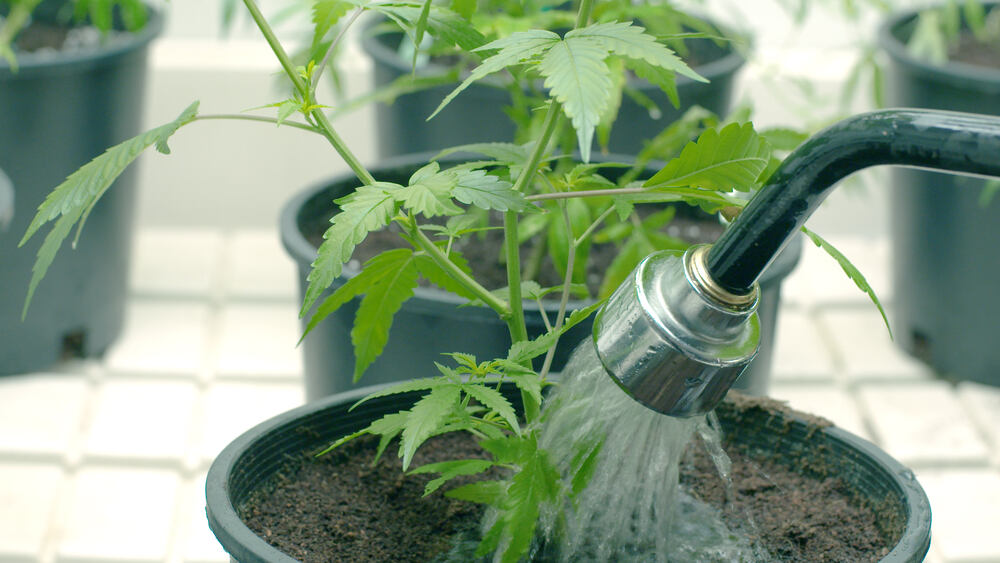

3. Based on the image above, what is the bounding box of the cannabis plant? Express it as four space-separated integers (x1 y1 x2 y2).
18 0 882 560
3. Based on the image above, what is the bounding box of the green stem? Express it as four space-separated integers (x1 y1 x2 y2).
242 0 375 185
194 114 322 133
409 222 511 319
539 203 576 379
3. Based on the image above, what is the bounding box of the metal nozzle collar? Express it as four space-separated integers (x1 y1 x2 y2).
592 245 761 417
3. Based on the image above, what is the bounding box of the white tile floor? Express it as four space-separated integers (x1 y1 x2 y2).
1 227 999 563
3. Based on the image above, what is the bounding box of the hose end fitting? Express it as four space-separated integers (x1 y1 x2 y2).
592 245 760 417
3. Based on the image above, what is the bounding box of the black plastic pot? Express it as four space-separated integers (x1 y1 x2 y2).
878 4 1000 385
360 19 745 158
280 154 801 401
0 3 163 374
205 382 931 562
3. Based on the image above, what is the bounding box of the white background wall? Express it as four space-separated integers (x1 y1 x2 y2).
135 0 932 235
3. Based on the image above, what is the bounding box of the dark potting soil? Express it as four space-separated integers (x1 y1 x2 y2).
241 412 894 562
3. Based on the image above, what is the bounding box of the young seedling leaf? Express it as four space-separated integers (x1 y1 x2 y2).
396 167 464 217
802 226 892 338
506 301 604 364
400 385 462 470
302 182 401 315
490 446 561 562
434 142 530 166
19 102 200 316
378 4 487 51
463 384 521 435
644 122 771 192
352 249 421 380
409 459 495 496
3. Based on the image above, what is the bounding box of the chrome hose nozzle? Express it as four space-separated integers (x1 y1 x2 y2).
592 246 760 417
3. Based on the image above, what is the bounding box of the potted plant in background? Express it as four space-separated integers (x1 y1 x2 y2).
357 0 747 158
16 0 945 557
0 0 163 374
878 0 1000 386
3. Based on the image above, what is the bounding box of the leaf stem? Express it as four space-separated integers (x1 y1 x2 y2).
194 114 322 133
409 223 512 319
539 204 576 380
242 0 375 185
310 6 365 99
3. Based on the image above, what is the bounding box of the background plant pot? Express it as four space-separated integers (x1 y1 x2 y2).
360 19 745 158
281 154 801 401
205 381 931 562
878 4 1000 386
0 3 163 374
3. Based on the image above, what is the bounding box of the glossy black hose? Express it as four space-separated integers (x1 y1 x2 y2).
706 109 1000 294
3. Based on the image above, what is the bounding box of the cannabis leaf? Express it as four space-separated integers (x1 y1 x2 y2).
396 163 464 217
400 385 462 469
414 253 479 301
506 301 604 364
19 102 200 317
302 183 400 315
409 459 495 496
452 170 531 212
350 249 421 380
644 122 771 192
463 384 520 436
431 22 702 162
802 227 892 338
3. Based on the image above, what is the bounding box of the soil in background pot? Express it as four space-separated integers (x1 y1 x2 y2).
241 411 892 563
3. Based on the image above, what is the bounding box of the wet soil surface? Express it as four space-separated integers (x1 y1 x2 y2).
241 410 894 562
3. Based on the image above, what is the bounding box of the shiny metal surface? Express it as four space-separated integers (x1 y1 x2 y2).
592 246 760 417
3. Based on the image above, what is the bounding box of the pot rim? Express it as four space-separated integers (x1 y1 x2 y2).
279 153 802 316
358 14 747 90
206 382 931 563
877 2 1000 88
0 3 164 77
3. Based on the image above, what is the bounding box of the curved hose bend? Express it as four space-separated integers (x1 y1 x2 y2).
707 109 1000 294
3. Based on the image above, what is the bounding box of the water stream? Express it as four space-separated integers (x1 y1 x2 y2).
533 344 761 562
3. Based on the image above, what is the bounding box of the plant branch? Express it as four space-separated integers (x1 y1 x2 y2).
575 205 616 247
409 222 512 319
194 114 322 133
310 6 365 99
539 203 576 380
242 0 375 185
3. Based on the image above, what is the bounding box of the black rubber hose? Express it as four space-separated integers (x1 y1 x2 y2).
706 109 1000 294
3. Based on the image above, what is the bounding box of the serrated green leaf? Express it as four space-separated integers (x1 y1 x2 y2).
414 252 478 301
396 174 464 218
446 480 507 505
539 36 614 163
501 366 543 407
302 182 401 315
301 248 415 341
312 0 352 45
275 99 299 126
569 21 705 83
546 198 592 285
430 30 558 121
628 57 679 108
644 122 771 192
412 0 434 69
463 384 520 435
315 410 409 458
352 249 421 380
802 227 892 338
349 376 446 411
410 459 495 496
400 385 462 470
492 446 561 563
506 301 604 364
19 102 199 316
452 169 529 212
434 142 530 166
378 5 487 51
